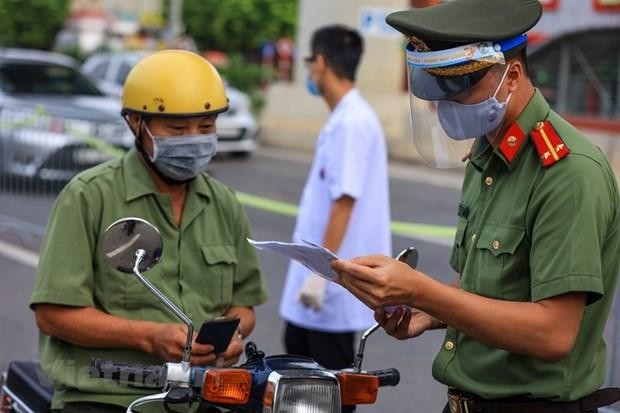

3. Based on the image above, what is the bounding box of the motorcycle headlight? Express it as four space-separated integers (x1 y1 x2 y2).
263 370 340 413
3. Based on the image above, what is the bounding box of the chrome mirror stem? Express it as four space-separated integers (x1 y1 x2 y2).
133 249 194 366
353 323 380 372
353 247 419 373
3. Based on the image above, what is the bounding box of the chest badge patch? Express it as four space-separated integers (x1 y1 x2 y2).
531 120 570 167
498 122 526 163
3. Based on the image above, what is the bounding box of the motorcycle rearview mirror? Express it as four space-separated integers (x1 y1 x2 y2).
396 246 418 270
353 246 419 372
101 217 194 370
101 217 162 273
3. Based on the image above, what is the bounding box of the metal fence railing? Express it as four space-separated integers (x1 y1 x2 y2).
0 106 128 247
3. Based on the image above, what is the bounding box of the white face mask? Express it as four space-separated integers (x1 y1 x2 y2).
144 124 218 182
437 65 512 140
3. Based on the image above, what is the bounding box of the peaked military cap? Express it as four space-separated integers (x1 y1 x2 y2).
387 0 542 100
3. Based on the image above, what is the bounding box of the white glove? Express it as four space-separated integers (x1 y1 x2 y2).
297 272 328 311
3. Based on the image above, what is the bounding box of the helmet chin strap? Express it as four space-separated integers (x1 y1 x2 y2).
125 115 190 186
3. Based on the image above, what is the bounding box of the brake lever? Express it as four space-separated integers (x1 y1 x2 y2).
164 387 198 413
165 387 197 403
126 391 170 413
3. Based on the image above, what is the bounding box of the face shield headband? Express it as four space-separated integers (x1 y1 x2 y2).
406 34 527 101
404 35 526 169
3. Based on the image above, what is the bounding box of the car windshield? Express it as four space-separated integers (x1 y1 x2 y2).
0 62 103 96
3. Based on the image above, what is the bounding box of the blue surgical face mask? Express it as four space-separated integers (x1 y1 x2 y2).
144 125 218 182
306 73 321 96
437 65 512 140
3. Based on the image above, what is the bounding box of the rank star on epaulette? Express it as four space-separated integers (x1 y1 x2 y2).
531 120 570 167
498 122 526 163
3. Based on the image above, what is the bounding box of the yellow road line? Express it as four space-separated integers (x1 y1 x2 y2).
236 191 456 241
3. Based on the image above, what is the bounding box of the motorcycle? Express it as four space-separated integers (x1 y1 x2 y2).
1 217 416 413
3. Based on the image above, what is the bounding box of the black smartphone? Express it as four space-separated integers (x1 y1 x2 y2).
195 317 241 353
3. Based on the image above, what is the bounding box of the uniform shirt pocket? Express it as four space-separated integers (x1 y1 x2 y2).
472 223 530 300
450 217 469 272
201 245 237 312
101 264 171 318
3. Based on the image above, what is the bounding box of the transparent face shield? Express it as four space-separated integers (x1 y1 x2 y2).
405 35 525 168
408 91 479 169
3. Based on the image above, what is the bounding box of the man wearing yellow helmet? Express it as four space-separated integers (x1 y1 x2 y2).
29 50 268 413
121 49 230 186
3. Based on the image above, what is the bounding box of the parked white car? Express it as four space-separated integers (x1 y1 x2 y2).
82 51 258 157
0 48 133 184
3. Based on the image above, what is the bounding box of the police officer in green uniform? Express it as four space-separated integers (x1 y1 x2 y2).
30 50 268 413
332 0 620 412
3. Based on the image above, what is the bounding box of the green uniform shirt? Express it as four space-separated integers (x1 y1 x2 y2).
30 148 269 410
432 90 620 401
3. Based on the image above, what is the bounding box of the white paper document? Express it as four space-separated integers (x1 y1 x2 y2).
247 239 340 281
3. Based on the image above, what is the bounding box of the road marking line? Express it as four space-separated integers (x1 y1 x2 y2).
236 191 456 243
0 238 38 268
0 192 456 267
254 146 465 189
236 192 298 217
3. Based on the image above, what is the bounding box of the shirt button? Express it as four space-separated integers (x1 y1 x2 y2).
492 240 501 250
444 341 455 351
485 176 494 186
471 233 477 243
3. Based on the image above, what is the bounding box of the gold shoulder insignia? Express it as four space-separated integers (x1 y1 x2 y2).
531 121 570 167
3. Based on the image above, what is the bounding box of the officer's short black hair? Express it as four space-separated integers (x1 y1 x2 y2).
497 47 529 78
311 25 363 81
515 47 529 75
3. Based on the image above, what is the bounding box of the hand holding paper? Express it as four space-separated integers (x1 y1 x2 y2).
248 239 413 314
247 238 339 281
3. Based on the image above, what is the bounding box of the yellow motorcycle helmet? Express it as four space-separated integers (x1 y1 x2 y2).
121 49 228 117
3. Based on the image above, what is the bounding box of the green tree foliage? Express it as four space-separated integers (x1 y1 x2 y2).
219 53 274 113
183 0 297 53
0 0 70 50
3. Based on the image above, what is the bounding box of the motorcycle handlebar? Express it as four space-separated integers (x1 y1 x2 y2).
89 357 399 391
368 368 400 387
89 358 164 389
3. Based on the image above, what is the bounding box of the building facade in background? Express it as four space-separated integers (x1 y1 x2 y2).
529 0 619 126
260 0 620 170
56 0 165 54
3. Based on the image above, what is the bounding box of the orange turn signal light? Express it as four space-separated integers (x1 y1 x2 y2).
338 372 379 406
202 369 252 404
262 381 275 407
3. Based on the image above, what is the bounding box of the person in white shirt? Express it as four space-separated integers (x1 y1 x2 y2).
279 26 392 410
